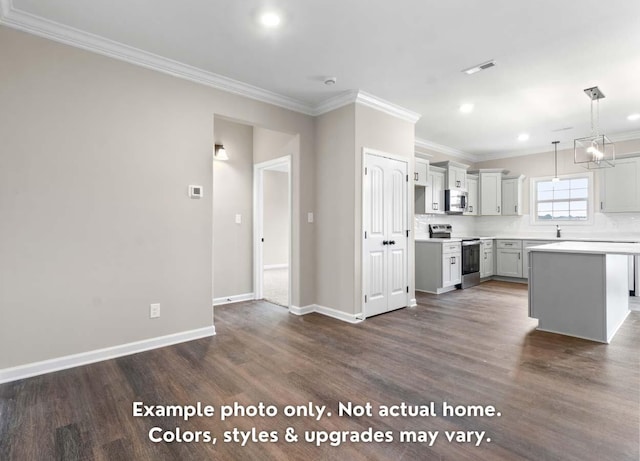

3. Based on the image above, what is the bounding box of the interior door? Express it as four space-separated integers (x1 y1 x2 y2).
363 153 408 317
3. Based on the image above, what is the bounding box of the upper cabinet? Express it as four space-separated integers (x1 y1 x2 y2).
600 156 640 213
431 161 470 191
470 169 508 216
426 166 446 214
502 175 525 216
465 174 479 216
414 158 429 187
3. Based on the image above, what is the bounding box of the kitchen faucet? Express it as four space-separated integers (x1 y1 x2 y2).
556 225 561 238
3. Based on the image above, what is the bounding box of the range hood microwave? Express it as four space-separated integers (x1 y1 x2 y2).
444 189 468 214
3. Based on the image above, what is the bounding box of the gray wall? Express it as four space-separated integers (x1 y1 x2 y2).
263 171 289 267
315 104 357 313
0 26 316 369
213 118 254 298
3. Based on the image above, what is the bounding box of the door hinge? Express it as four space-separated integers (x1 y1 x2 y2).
364 231 367 239
406 286 409 293
406 230 409 238
406 174 409 182
365 167 368 175
364 295 367 303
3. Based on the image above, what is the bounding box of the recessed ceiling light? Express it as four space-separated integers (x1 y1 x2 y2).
518 133 530 141
628 113 640 121
459 103 474 114
260 12 281 28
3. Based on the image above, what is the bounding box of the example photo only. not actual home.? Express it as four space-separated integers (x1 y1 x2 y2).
1 1 640 460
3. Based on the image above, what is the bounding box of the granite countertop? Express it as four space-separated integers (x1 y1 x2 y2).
529 241 640 255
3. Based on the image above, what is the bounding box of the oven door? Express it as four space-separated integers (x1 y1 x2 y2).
461 242 480 275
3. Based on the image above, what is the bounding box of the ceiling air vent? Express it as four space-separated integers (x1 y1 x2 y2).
462 60 496 75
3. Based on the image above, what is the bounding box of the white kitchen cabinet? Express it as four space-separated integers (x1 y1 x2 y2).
414 158 429 187
522 240 547 279
470 169 507 216
426 166 445 214
496 240 523 277
464 175 479 216
480 239 494 278
416 241 461 294
600 156 640 212
442 251 462 287
432 161 469 191
502 175 525 216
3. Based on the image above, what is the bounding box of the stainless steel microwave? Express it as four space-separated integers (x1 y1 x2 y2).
444 189 468 214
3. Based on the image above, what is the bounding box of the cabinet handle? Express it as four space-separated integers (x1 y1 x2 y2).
518 253 521 260
497 206 501 213
414 172 418 181
433 203 438 210
456 180 461 187
600 201 603 210
451 256 455 265
515 205 518 213
505 243 513 246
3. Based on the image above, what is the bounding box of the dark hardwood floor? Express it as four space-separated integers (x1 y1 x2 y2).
1 281 639 460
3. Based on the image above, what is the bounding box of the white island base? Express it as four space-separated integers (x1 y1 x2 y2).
528 242 638 343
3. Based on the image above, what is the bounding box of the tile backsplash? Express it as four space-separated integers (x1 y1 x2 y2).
415 212 640 239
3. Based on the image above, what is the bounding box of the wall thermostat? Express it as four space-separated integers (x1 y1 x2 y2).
189 185 203 198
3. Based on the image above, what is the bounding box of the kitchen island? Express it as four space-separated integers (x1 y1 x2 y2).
528 241 640 343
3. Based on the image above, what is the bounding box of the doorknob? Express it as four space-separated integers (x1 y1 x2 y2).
389 240 396 245
382 240 389 245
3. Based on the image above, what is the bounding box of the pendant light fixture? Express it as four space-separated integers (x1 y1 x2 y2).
574 86 615 169
552 141 560 182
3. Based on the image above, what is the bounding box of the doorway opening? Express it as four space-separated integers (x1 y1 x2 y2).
254 156 292 308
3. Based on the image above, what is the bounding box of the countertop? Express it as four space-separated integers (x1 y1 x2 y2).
528 241 640 255
415 235 640 243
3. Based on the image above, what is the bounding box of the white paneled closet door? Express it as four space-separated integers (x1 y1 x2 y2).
363 152 408 318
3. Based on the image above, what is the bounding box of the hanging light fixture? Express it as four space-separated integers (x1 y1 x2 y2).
552 141 560 182
214 144 228 161
574 86 615 169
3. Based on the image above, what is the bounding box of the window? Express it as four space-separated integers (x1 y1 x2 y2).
530 173 593 224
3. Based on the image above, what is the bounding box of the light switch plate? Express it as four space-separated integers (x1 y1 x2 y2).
235 214 242 224
307 212 314 223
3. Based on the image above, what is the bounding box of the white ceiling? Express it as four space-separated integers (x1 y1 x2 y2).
4 0 640 159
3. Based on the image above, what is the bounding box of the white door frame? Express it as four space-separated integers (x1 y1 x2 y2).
361 147 410 318
253 155 292 307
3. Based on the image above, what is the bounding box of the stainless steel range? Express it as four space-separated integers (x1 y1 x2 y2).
428 224 481 289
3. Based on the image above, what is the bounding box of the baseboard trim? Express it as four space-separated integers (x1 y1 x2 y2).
0 326 216 384
289 304 315 315
264 264 288 270
289 304 363 323
213 292 254 306
409 298 417 307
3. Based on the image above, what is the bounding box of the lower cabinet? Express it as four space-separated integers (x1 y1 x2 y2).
442 251 461 287
496 240 523 278
480 240 494 278
416 241 461 294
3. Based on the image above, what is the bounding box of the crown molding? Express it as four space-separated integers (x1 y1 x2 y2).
313 90 421 124
0 1 317 115
414 137 478 162
312 90 359 116
475 129 640 162
354 91 421 124
0 2 424 124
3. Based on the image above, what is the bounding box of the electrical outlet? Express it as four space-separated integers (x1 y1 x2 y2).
235 214 242 224
150 303 161 318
